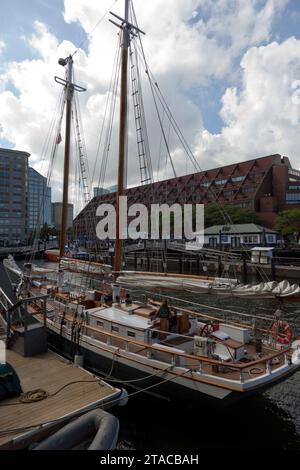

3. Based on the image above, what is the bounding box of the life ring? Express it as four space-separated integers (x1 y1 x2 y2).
271 320 293 345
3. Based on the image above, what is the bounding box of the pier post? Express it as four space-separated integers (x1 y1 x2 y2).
179 253 183 274
134 252 137 271
218 256 222 277
242 252 247 283
271 257 276 280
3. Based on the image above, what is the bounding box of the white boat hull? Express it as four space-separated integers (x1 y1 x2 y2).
40 317 300 405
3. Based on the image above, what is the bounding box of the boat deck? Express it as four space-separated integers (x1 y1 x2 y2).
0 349 120 450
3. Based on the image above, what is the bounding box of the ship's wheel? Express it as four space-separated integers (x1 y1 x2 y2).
200 322 214 337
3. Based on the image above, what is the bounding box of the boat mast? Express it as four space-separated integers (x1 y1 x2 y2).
114 0 129 274
110 0 145 274
55 56 86 259
60 56 73 259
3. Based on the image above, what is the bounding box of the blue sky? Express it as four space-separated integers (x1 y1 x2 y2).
1 0 300 199
0 0 84 63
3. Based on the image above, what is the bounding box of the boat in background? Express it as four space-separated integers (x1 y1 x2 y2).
44 248 61 262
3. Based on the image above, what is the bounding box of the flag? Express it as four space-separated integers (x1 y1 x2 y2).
56 132 62 145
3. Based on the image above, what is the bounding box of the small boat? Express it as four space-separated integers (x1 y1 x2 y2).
33 409 119 450
44 246 74 262
44 248 61 262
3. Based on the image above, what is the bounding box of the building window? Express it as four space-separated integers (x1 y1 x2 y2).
289 169 300 178
96 320 104 327
286 193 300 203
267 235 275 243
232 175 245 182
223 190 235 196
243 235 258 244
242 187 254 193
220 234 229 243
127 330 136 338
111 325 119 333
289 185 300 190
215 178 227 185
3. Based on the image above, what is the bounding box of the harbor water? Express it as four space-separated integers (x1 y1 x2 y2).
1 260 300 450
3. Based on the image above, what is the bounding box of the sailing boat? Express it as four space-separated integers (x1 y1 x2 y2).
4 0 300 404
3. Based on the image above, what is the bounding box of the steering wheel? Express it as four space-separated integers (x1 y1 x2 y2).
200 323 214 337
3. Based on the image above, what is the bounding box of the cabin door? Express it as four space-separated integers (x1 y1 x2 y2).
231 236 240 248
209 237 217 248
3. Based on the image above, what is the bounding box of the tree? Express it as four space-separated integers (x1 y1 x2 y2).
203 203 261 228
275 209 300 237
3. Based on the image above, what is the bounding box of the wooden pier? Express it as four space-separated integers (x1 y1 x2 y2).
0 350 121 450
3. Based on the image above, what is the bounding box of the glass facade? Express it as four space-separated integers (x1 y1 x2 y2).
28 167 52 230
0 148 29 244
286 192 300 204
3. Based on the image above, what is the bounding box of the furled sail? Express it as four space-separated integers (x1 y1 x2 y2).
116 271 300 299
59 258 112 276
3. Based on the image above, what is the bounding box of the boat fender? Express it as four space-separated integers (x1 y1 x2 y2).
74 354 84 367
33 409 119 450
292 348 300 366
0 363 22 401
270 320 293 345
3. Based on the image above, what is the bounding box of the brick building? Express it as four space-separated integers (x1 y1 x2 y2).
74 154 300 238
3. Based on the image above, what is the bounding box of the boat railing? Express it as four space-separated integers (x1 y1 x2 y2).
78 321 291 383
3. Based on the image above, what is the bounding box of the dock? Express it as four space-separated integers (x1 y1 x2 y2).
0 287 124 450
0 349 122 450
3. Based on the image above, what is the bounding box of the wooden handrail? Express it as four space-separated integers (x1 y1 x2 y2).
35 305 290 372
149 299 271 334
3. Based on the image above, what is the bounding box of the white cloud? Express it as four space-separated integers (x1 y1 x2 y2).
0 40 6 55
197 37 300 169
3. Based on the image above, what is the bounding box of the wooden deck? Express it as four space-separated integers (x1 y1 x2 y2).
0 350 121 450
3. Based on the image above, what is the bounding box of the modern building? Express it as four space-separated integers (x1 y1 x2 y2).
52 202 73 230
74 154 300 238
0 147 29 245
28 167 52 230
203 224 278 248
93 185 118 198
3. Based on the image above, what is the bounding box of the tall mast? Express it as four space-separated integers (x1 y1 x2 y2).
114 0 129 273
110 0 145 274
55 56 86 259
60 56 73 259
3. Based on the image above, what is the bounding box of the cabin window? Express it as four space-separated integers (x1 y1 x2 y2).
243 235 258 244
112 325 119 333
96 320 104 327
127 330 136 338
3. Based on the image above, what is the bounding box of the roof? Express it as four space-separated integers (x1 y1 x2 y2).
87 305 152 330
251 247 274 251
204 223 278 235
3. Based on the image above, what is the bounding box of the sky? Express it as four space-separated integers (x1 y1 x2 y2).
1 0 300 205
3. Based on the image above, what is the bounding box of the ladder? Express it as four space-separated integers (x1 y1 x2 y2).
130 53 152 185
73 99 91 205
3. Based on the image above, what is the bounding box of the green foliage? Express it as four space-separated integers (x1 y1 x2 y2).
275 209 300 236
203 203 261 228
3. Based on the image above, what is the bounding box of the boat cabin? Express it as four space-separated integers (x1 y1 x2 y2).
86 303 159 343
